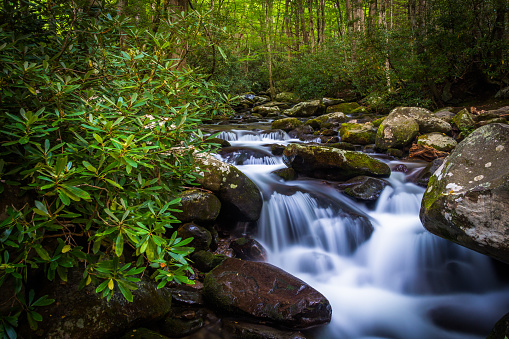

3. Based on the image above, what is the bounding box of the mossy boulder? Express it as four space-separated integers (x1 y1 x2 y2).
340 122 377 145
20 269 172 339
451 108 476 133
434 108 456 123
253 105 280 117
230 237 268 262
272 167 297 181
271 118 302 131
276 92 300 103
403 106 452 134
420 123 509 264
305 112 347 130
375 111 419 150
173 189 221 224
203 258 332 329
190 250 228 272
195 155 263 222
282 144 391 181
417 133 458 152
283 100 326 117
326 102 360 114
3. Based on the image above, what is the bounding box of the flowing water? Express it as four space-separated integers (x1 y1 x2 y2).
214 128 509 339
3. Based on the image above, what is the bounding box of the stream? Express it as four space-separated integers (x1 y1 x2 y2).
212 127 509 339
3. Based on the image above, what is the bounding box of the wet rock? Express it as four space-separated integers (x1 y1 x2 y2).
283 144 391 181
417 133 458 152
230 237 268 262
270 144 286 156
371 116 385 127
328 142 356 151
283 100 326 117
420 123 509 264
271 118 302 131
276 92 300 103
404 107 452 134
169 287 205 305
207 137 231 148
326 102 360 114
338 176 390 201
20 269 172 339
272 167 297 181
305 112 347 130
120 328 170 339
174 189 221 224
178 223 212 251
203 258 332 329
322 97 344 106
392 164 409 173
340 122 377 145
195 155 263 222
320 135 340 144
191 250 229 272
160 307 212 337
386 148 404 158
288 125 315 140
410 158 445 188
222 319 307 339
495 86 509 99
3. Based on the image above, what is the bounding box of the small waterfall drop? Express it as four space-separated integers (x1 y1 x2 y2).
211 128 509 339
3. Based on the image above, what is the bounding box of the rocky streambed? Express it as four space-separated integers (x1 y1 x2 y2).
16 95 509 338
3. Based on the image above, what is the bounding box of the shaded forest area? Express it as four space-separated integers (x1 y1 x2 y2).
2 0 508 109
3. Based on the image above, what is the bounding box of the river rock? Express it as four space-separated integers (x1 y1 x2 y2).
230 237 268 261
203 258 332 329
410 158 445 187
174 189 221 224
326 102 360 114
282 144 391 181
338 176 390 201
20 269 172 339
283 100 326 117
451 108 476 134
272 118 302 131
191 250 228 272
434 108 456 123
305 112 347 130
419 123 509 263
417 133 458 152
276 92 300 103
340 122 377 145
195 155 263 222
120 328 170 339
218 147 275 166
375 109 419 150
177 223 212 251
487 311 509 339
404 107 452 134
253 105 280 117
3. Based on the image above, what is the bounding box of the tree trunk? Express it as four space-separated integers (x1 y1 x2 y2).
265 0 276 99
308 0 315 51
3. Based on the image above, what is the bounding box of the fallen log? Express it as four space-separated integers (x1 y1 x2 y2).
409 143 449 162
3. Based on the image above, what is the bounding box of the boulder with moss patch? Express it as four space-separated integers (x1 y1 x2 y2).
173 189 221 224
283 100 326 117
283 144 390 181
417 133 457 152
272 118 302 131
276 92 300 103
375 110 419 150
420 123 509 264
195 155 263 221
326 102 360 114
340 122 377 145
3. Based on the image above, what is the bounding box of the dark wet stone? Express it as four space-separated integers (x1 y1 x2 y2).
411 158 444 187
487 311 509 339
203 258 332 329
339 176 390 201
174 189 221 224
270 144 286 156
392 164 409 173
230 237 268 262
169 287 205 306
120 328 170 339
178 223 212 251
191 250 229 272
218 147 275 166
272 168 297 181
160 307 211 337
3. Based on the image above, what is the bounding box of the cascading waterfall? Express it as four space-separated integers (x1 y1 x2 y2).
214 129 509 339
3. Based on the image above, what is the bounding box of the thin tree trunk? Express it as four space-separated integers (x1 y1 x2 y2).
308 0 315 51
266 0 276 99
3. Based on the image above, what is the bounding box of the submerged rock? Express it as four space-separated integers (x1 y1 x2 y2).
420 123 509 263
283 144 391 181
338 176 390 201
203 258 332 329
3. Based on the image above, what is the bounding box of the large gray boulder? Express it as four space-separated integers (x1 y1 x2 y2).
420 123 509 263
283 100 325 117
376 107 452 150
283 144 391 181
203 258 332 329
195 155 263 221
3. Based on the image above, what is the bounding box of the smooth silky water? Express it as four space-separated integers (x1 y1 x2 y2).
214 128 509 339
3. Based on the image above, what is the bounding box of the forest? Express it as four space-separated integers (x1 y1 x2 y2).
0 0 508 338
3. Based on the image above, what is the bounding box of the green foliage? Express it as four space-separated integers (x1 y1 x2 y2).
0 5 232 336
